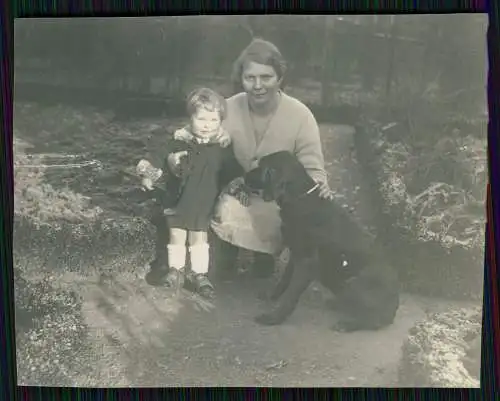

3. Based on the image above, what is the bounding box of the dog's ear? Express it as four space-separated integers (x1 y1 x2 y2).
244 167 264 190
262 166 287 202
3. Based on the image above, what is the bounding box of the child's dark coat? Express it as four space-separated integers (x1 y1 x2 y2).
145 132 243 231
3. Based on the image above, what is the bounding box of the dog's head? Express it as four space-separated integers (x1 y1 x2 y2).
244 151 316 203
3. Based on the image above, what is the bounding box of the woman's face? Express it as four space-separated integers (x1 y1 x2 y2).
241 61 282 107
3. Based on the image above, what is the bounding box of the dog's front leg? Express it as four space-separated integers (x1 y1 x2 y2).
254 255 315 325
263 258 295 301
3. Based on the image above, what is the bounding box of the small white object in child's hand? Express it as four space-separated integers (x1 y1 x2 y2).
141 177 154 191
136 159 152 175
136 159 162 182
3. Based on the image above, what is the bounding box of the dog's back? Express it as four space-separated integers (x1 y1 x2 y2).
281 194 375 257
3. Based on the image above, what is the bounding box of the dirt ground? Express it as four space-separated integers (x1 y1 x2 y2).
45 264 476 387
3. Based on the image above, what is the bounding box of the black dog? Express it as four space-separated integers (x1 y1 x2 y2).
244 151 400 332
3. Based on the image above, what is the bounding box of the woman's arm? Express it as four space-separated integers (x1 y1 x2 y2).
294 109 328 185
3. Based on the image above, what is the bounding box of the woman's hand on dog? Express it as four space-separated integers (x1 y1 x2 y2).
316 180 334 201
235 189 250 207
226 178 251 207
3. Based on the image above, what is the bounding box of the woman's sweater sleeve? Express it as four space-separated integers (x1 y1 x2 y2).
294 109 328 184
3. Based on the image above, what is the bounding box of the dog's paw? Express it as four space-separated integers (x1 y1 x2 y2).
254 311 285 326
331 322 348 332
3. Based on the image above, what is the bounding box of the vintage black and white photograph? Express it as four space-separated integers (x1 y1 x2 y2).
13 15 487 387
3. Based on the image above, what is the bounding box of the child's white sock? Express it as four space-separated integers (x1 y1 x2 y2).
189 244 210 275
167 244 186 271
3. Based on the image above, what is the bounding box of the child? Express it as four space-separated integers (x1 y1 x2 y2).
137 87 236 299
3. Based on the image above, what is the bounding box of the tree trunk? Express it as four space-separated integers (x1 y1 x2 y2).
320 17 336 107
385 15 398 110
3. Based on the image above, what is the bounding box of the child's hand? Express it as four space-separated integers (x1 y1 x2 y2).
173 151 189 176
217 128 231 148
173 151 188 164
219 136 231 148
167 151 188 177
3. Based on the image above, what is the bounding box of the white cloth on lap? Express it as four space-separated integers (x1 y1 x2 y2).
210 188 282 255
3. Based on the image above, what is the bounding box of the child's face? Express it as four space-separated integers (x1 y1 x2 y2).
190 108 222 138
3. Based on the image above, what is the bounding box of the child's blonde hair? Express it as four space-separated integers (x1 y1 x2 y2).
186 87 228 121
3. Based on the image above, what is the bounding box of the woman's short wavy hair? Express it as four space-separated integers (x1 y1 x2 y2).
231 38 287 94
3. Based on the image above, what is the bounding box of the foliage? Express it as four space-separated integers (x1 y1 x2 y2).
398 306 482 387
365 119 486 252
14 262 91 386
13 122 159 385
13 102 189 219
14 15 486 110
14 137 104 225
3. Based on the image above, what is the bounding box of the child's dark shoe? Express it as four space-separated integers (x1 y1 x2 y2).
194 274 216 299
166 268 185 296
145 265 170 286
182 270 198 293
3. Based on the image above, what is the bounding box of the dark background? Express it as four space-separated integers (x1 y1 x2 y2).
14 15 486 123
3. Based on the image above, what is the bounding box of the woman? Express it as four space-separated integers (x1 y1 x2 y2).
162 38 333 282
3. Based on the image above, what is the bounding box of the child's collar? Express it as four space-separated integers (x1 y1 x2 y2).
174 127 224 145
195 135 213 145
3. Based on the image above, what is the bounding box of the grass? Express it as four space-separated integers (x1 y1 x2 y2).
13 102 181 218
13 108 162 385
